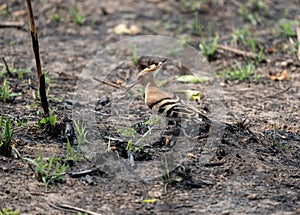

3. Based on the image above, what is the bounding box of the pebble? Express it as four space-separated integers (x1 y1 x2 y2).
248 193 258 200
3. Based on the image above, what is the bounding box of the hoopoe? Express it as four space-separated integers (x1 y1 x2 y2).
136 60 211 126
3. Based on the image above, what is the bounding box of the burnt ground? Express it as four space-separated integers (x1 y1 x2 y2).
0 0 300 214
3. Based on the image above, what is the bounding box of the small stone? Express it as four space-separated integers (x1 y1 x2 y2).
148 190 162 198
248 193 257 200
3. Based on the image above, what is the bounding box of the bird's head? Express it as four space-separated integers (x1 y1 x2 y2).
136 59 166 84
124 60 166 95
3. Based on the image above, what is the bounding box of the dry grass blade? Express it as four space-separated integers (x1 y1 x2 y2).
49 203 102 215
296 27 300 62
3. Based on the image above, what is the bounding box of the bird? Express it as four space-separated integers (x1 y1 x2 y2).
135 60 212 127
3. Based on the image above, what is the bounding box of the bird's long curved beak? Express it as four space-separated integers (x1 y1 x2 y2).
123 80 140 95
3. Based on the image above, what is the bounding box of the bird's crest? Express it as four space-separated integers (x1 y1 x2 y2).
137 59 166 79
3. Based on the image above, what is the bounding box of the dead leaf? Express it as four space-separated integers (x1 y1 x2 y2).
116 79 123 85
13 10 27 17
265 47 276 54
187 153 196 159
0 4 7 11
110 146 116 151
143 198 157 203
269 69 289 81
113 23 141 35
176 75 210 83
278 43 287 52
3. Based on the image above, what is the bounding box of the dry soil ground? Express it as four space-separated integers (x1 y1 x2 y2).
0 0 299 214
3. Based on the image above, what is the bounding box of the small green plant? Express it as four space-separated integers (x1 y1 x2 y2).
182 0 204 12
231 27 251 46
73 119 89 145
117 127 137 151
231 28 259 51
221 61 263 82
44 72 51 84
199 34 219 59
272 120 277 145
161 154 182 194
271 121 289 149
149 21 160 33
282 6 289 19
118 121 158 152
0 62 31 79
0 208 20 215
164 21 174 30
51 13 61 22
144 115 163 126
66 138 77 160
179 36 191 46
0 80 21 103
0 64 5 76
39 115 57 126
256 47 266 63
178 17 187 33
66 134 84 161
24 148 69 189
118 127 137 138
248 37 258 53
231 27 266 62
126 139 134 151
240 5 259 25
9 40 15 46
90 19 97 27
247 0 267 11
163 155 170 195
15 67 30 79
239 0 266 25
191 12 204 36
0 115 14 156
290 42 300 55
278 21 296 37
131 44 138 66
70 6 85 25
13 118 27 128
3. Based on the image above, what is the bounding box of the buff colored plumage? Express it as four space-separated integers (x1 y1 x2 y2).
136 61 211 125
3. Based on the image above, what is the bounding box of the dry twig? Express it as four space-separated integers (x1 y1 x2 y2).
69 167 103 178
49 203 102 215
93 77 125 89
1 57 10 73
216 44 257 59
0 21 24 28
25 0 49 116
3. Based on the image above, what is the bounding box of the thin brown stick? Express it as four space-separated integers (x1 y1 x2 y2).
1 57 10 73
25 0 49 116
263 86 291 99
0 21 24 28
216 44 257 59
49 203 102 215
93 77 124 89
69 167 102 178
296 27 300 62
